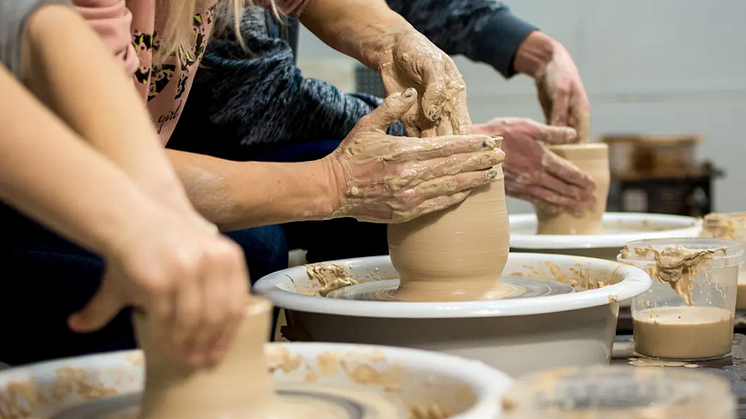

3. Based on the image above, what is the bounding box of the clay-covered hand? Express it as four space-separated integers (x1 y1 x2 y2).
472 117 595 214
515 32 591 142
376 29 471 137
67 212 249 365
324 88 504 223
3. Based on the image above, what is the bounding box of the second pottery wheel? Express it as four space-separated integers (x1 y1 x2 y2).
254 253 652 377
510 212 701 260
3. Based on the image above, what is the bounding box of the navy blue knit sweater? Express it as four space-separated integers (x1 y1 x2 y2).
169 2 537 156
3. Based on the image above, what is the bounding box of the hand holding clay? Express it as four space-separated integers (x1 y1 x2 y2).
67 211 249 365
515 32 591 142
473 117 595 214
377 30 471 136
325 88 504 223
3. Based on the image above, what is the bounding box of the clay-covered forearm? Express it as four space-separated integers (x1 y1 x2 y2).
300 0 411 70
386 0 538 78
0 64 161 257
23 5 194 215
165 150 336 231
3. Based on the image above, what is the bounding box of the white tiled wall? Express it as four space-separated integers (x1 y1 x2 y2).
297 0 746 213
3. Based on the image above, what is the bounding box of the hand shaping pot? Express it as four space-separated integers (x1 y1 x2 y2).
254 253 652 377
0 343 511 419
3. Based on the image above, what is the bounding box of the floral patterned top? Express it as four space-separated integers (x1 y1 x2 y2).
73 0 310 143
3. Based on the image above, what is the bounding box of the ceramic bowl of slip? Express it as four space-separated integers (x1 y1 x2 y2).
0 343 511 419
254 253 652 378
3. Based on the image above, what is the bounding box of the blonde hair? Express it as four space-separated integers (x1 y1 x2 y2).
156 0 282 65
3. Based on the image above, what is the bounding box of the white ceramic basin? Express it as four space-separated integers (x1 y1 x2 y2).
254 253 652 377
0 343 511 419
510 212 701 260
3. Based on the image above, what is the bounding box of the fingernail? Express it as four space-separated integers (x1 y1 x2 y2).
429 110 439 120
487 170 498 179
403 88 415 98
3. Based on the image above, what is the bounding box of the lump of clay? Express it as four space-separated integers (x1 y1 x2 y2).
536 143 610 235
134 298 287 419
388 161 509 302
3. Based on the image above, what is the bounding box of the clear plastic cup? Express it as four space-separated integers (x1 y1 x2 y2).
618 238 743 360
701 212 746 309
502 366 735 419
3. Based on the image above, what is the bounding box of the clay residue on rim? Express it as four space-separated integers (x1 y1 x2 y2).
0 365 122 419
305 263 359 297
701 212 746 242
509 261 619 291
621 245 724 305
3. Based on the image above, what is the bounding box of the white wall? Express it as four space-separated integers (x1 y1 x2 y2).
297 0 746 214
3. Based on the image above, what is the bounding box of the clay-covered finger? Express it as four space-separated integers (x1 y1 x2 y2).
536 124 578 145
444 62 472 135
393 134 501 162
362 88 418 132
569 84 591 142
418 56 448 121
523 184 583 212
542 148 596 191
406 170 496 207
391 191 472 223
385 149 503 191
534 171 587 200
171 282 204 364
549 90 570 127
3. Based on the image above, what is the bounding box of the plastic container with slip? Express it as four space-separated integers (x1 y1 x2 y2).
618 238 744 360
501 366 736 419
701 212 746 309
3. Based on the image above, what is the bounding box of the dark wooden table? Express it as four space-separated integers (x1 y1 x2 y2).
613 333 746 418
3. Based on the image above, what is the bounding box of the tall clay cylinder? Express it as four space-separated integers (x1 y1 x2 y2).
388 165 510 302
135 298 279 419
536 143 610 235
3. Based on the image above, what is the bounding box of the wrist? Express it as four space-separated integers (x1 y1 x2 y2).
316 156 346 219
357 18 414 72
514 31 556 78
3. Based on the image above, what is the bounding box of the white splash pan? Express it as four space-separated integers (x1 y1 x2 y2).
510 212 701 260
0 343 511 419
254 253 652 377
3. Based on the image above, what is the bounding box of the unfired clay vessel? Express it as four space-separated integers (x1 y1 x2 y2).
388 163 510 302
536 143 610 235
134 298 296 419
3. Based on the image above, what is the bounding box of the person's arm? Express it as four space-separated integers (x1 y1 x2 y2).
0 63 164 257
300 0 411 70
386 0 538 79
165 150 337 231
22 4 198 217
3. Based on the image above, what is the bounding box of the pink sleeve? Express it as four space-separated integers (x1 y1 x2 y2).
72 0 139 75
257 0 311 16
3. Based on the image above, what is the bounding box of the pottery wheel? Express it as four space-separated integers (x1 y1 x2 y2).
326 276 574 301
49 385 402 419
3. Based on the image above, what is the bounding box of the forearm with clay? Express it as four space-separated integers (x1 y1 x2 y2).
23 5 199 219
300 0 411 70
167 90 501 230
0 63 165 258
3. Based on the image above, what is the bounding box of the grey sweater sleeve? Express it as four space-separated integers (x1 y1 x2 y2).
0 0 70 80
180 7 404 148
387 0 538 78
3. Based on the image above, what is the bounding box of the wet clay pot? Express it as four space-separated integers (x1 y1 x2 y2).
536 143 610 235
134 298 293 419
388 164 510 302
